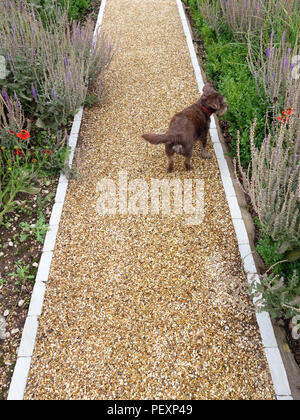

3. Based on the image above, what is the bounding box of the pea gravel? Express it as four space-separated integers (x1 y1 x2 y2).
24 0 275 400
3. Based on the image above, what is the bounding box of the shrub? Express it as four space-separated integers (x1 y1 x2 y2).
250 269 300 320
197 0 300 46
235 115 300 256
0 89 70 222
0 0 112 130
247 30 300 116
27 0 93 22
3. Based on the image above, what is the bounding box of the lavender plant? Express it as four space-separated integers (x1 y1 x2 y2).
218 0 267 40
247 30 300 115
0 91 25 138
0 0 112 129
197 0 299 44
235 113 300 256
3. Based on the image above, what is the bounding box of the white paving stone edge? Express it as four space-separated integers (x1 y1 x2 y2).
7 0 108 401
176 0 292 400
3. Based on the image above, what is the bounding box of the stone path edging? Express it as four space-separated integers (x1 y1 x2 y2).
7 0 108 400
176 0 292 400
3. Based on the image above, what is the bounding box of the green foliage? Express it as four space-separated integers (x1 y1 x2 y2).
202 38 267 165
256 229 300 278
8 261 35 285
0 51 40 118
0 149 40 225
0 128 69 224
19 213 49 244
27 0 93 22
253 228 300 319
250 270 300 319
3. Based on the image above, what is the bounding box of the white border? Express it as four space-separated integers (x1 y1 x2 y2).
7 0 108 401
176 0 292 400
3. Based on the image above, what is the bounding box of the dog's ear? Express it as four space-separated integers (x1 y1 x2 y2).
201 83 216 100
203 82 214 90
205 94 220 110
202 83 214 94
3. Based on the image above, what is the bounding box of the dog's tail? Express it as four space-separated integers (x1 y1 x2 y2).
142 133 181 145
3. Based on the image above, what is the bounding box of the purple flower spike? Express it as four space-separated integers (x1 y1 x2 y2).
1 88 12 110
31 84 38 102
1 87 10 103
64 54 69 68
282 56 289 70
265 47 274 59
52 89 58 101
14 92 22 111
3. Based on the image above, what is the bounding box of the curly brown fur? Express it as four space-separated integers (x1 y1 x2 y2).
142 83 227 172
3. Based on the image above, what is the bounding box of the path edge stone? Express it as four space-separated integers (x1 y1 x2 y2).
6 0 108 401
176 0 292 400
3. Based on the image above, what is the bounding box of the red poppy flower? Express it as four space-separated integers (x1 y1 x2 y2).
16 130 30 140
15 149 23 156
286 107 296 115
277 116 286 123
44 149 52 155
277 107 296 124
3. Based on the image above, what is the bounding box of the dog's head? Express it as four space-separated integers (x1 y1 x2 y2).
201 83 227 116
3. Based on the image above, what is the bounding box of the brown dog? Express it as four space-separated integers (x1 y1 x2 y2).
142 83 227 172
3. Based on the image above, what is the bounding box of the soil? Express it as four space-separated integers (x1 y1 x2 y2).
0 179 58 400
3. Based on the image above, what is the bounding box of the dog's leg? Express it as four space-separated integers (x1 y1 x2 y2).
167 155 175 172
184 156 193 171
165 143 175 172
183 143 194 171
200 132 212 159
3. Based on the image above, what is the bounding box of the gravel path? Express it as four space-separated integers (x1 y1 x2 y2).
24 0 275 399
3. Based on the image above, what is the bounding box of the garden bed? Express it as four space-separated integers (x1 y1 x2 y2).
182 0 300 374
0 0 109 400
0 179 58 399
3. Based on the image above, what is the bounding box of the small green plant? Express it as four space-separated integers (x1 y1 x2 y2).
33 214 49 243
8 261 35 285
19 216 49 244
0 154 40 225
19 222 31 243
